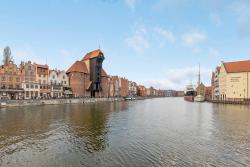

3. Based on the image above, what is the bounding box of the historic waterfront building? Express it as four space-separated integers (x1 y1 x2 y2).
212 66 221 100
36 64 50 98
0 61 24 99
137 85 146 97
219 60 250 101
120 77 128 97
20 61 40 99
67 49 109 97
110 76 120 97
48 70 64 98
128 81 137 97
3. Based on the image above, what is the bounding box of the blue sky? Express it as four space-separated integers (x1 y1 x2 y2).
1 0 250 90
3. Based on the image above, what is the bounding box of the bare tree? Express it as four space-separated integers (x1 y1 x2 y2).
3 46 13 65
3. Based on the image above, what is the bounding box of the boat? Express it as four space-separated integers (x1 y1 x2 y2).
194 94 205 102
194 64 206 102
184 84 196 102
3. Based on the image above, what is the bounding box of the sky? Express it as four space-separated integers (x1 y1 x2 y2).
0 0 250 90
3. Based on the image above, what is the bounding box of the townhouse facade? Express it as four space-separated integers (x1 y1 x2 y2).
0 61 23 99
212 67 221 100
36 64 50 98
128 81 137 97
20 61 40 99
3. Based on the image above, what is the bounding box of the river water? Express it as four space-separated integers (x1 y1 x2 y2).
0 98 249 167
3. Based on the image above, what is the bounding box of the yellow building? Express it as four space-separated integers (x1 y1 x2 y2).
219 60 250 101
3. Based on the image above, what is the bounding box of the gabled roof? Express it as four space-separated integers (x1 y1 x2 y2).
66 61 89 74
223 60 250 73
82 49 103 61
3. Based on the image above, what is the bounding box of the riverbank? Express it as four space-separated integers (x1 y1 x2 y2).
208 99 250 105
0 97 124 108
0 96 156 108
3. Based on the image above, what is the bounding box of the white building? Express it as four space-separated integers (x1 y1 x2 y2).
128 81 137 97
49 70 63 98
49 70 70 98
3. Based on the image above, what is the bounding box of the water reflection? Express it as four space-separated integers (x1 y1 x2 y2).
0 98 249 167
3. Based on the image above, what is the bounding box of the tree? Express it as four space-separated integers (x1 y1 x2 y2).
3 46 13 65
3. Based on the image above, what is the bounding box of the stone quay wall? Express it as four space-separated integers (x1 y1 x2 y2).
0 97 124 107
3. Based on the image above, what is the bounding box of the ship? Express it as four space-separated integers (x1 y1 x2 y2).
194 64 205 102
184 84 196 102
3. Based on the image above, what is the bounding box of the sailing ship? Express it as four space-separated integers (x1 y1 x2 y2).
194 64 205 102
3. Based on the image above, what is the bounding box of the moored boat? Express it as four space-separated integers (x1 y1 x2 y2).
184 85 196 102
194 95 205 102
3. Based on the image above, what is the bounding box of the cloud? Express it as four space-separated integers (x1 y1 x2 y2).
125 0 137 11
154 27 176 45
230 1 250 37
125 24 149 53
59 49 72 57
144 65 212 90
182 31 206 48
208 48 220 57
209 13 222 26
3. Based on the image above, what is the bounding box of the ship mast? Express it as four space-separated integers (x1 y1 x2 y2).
197 64 201 85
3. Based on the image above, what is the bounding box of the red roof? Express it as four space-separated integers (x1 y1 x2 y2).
82 49 103 61
223 60 250 73
66 61 89 74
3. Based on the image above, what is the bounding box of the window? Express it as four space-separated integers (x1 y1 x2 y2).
26 92 29 98
31 84 34 89
64 81 66 84
35 85 38 89
53 75 55 79
9 85 13 89
26 84 29 88
16 84 20 89
63 75 65 79
16 77 20 82
1 77 5 81
43 80 46 84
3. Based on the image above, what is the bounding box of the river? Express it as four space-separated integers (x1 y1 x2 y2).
0 98 249 166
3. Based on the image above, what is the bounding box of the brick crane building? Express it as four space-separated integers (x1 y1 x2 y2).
67 49 109 97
